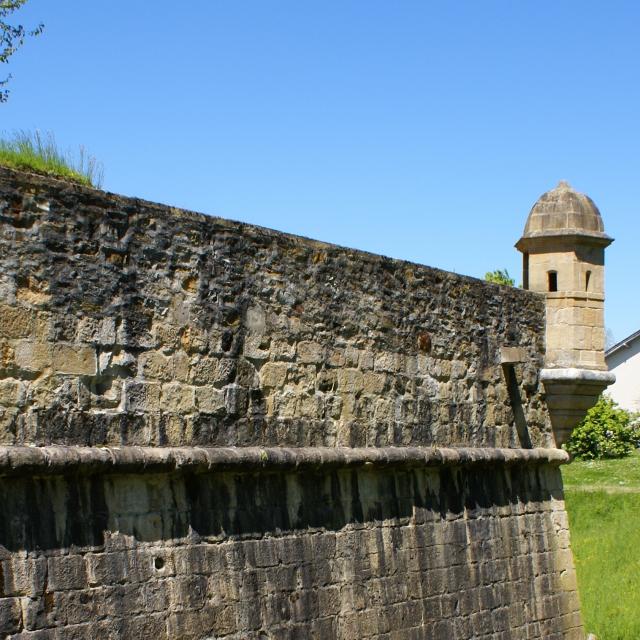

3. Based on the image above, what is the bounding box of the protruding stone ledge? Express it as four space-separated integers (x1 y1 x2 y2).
0 446 569 477
541 368 616 447
540 368 615 384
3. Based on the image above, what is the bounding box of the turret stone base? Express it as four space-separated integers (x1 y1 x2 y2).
541 368 615 447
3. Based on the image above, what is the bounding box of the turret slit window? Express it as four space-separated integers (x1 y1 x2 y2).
585 270 591 292
548 271 558 292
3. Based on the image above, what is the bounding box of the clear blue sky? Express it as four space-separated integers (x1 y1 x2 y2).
3 1 639 343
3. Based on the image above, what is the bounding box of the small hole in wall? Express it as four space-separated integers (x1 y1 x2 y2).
548 271 558 292
154 557 165 570
417 332 432 353
585 270 591 292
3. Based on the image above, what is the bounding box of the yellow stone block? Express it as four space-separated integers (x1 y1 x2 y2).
0 305 35 339
0 379 24 407
259 362 288 388
139 351 174 381
52 344 97 375
14 340 53 372
337 368 364 393
363 372 386 394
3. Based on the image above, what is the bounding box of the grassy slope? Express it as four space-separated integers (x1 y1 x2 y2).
563 450 640 491
0 147 91 185
562 451 640 640
0 131 102 187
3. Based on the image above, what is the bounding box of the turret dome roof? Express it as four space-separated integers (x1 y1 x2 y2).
520 181 610 241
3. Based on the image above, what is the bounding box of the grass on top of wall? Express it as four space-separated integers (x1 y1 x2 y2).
0 131 103 187
562 451 640 640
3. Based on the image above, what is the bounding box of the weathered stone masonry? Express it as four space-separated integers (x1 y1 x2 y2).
0 167 582 638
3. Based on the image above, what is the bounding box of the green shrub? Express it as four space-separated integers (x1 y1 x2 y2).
565 395 640 459
484 269 515 286
0 130 103 187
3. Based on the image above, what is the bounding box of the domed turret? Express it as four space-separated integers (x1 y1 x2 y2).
516 182 615 447
516 181 612 300
520 181 610 240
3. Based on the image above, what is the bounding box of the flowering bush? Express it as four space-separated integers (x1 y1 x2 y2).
565 396 640 459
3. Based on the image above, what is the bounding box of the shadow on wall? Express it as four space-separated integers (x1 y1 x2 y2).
0 463 564 552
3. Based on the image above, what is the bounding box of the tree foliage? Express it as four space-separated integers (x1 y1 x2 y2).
565 395 640 460
484 268 515 286
1 0 43 102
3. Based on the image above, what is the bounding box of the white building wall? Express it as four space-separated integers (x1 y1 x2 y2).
606 339 640 412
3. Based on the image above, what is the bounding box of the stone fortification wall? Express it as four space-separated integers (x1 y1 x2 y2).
0 167 582 639
0 447 579 639
0 167 550 450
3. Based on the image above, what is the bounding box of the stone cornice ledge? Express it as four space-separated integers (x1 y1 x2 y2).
0 446 569 477
541 368 615 384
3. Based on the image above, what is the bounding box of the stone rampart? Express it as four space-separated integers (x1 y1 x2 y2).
0 167 582 639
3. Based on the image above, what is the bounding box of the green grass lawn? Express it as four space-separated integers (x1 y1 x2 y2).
562 451 640 640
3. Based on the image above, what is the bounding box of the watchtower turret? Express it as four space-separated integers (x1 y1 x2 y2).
516 181 615 446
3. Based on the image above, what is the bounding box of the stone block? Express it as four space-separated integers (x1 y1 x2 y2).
213 358 236 387
243 335 270 360
274 389 298 418
180 325 208 354
120 613 166 639
52 344 97 375
154 322 181 352
162 383 196 413
431 359 452 380
374 352 403 373
0 341 14 370
297 340 323 364
245 305 266 333
224 384 248 416
188 356 219 385
0 597 21 635
337 368 364 393
374 397 394 421
123 380 161 413
117 316 156 349
359 350 374 370
327 348 345 368
85 552 128 587
500 347 527 364
14 340 53 372
77 316 116 345
168 350 188 383
0 379 24 407
106 350 137 376
340 393 357 420
0 304 34 339
344 346 361 367
298 393 322 418
1 556 47 597
34 313 54 341
195 386 225 414
591 326 605 350
363 372 386 394
578 349 601 367
139 351 174 381
260 362 288 388
46 555 88 591
270 338 296 360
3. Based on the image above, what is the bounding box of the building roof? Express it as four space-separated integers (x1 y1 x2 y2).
606 328 640 359
519 180 612 242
